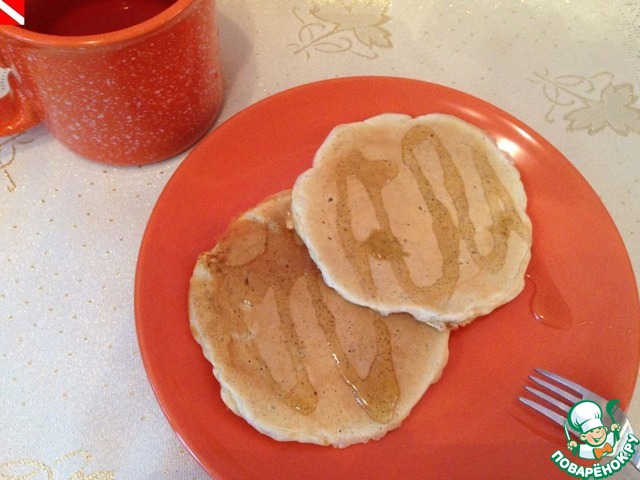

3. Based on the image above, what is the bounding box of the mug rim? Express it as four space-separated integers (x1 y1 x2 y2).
0 0 194 47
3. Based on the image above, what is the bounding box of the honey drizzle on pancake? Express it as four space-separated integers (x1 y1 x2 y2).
208 210 400 423
306 274 400 423
335 152 401 294
332 123 532 304
208 239 318 415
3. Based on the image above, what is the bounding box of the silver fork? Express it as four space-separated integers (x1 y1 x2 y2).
518 369 640 473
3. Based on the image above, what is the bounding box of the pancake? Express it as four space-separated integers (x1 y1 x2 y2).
188 190 449 447
291 113 532 330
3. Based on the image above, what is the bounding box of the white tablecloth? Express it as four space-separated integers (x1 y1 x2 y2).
2 0 639 477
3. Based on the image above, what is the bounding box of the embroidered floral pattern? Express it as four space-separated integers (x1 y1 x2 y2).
289 0 392 60
1 133 33 192
0 451 114 480
531 69 640 136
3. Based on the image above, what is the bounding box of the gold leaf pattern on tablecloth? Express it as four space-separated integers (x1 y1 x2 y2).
0 450 114 480
1 133 34 192
289 0 392 60
531 69 640 136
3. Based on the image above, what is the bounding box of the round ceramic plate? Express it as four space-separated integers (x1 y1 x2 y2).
135 76 640 480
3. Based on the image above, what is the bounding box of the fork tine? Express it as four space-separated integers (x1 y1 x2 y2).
517 396 568 428
534 369 590 397
524 386 571 413
530 375 581 405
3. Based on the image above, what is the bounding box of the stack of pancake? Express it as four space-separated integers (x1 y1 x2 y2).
188 113 532 447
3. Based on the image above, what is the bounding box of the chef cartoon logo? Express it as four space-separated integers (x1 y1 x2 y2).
550 399 640 479
566 400 620 460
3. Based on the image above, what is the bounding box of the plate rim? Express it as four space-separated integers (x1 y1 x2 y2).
134 75 640 480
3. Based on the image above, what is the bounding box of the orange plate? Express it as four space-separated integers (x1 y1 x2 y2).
135 77 640 479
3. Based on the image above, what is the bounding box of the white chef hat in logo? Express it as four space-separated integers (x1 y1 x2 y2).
568 400 604 434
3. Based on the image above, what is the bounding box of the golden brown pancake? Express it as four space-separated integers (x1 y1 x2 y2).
291 113 532 330
189 190 449 447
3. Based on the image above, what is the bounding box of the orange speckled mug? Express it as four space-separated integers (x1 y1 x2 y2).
0 0 222 165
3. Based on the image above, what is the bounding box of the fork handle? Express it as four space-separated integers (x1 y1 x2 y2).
632 449 640 470
618 464 640 480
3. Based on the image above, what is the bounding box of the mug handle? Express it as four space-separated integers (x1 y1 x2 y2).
0 58 40 136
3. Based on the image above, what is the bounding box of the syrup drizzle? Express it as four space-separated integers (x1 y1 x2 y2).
209 201 400 423
332 123 531 304
525 254 573 330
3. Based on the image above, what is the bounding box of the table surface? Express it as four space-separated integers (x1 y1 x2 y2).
2 1 639 478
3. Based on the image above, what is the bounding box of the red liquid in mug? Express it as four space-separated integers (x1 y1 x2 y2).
25 0 176 36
